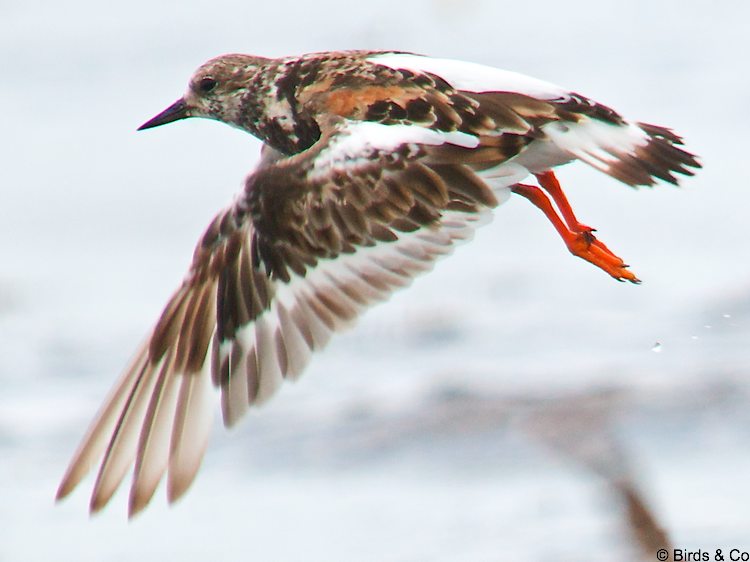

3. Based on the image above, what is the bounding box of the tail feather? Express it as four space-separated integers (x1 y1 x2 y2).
543 116 701 187
609 122 700 186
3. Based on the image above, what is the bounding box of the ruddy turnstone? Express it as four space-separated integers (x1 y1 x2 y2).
57 50 700 516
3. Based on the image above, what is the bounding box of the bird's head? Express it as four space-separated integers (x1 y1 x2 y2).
138 54 269 131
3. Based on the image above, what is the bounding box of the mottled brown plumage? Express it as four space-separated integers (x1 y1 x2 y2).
59 50 700 516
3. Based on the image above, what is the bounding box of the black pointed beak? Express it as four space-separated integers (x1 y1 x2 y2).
137 98 191 131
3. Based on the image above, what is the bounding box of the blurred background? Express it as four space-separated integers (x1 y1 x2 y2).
2 0 749 560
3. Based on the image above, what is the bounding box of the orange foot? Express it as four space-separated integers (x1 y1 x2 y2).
512 182 640 283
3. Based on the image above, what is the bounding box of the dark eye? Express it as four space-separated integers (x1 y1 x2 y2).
198 77 218 93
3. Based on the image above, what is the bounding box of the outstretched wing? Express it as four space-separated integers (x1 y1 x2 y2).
57 118 503 516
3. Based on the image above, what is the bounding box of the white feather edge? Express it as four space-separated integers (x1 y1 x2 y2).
367 54 656 180
309 109 652 206
58 208 495 513
540 118 650 174
367 52 568 100
79 203 497 515
310 120 480 182
58 119 522 513
216 204 495 420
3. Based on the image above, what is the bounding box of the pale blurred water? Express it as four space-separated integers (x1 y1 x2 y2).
1 1 750 560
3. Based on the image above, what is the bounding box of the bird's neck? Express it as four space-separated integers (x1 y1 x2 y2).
234 59 323 155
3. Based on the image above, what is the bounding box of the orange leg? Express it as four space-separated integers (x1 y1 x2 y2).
512 183 640 283
534 170 593 233
535 171 623 260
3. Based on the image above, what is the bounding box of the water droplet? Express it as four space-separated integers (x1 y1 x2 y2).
723 313 732 319
704 325 712 329
651 342 662 353
691 335 699 340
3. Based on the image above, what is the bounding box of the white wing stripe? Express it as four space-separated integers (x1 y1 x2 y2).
253 314 284 404
276 302 312 379
542 119 649 164
311 121 479 181
367 53 568 100
222 340 249 426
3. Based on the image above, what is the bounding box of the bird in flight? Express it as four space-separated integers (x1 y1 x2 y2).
56 50 700 517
